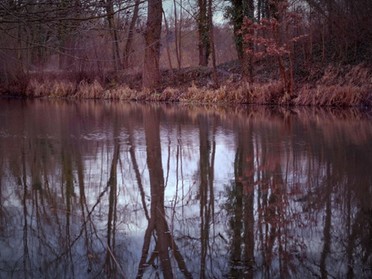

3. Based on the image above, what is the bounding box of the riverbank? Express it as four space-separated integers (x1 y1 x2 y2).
1 62 371 107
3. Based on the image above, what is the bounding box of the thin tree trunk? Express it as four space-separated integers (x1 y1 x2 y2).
208 0 219 87
173 0 182 69
229 145 244 278
162 10 174 71
320 162 332 279
106 0 121 71
104 139 120 275
123 0 141 68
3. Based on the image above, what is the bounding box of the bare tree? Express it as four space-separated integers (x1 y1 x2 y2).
197 0 210 66
105 0 122 71
142 0 163 89
136 106 192 279
208 0 218 86
123 0 141 68
173 0 182 69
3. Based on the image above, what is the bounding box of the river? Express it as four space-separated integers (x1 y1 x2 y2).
0 99 371 278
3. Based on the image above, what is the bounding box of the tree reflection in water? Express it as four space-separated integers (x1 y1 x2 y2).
137 106 191 278
0 100 371 278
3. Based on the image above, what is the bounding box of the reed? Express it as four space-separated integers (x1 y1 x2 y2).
26 79 46 97
251 81 285 104
75 80 103 98
160 87 181 102
11 64 372 107
26 79 75 97
295 84 369 107
293 64 372 107
51 80 75 97
221 81 286 104
176 80 287 104
103 85 138 100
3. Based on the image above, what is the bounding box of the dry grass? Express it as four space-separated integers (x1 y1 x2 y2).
18 78 318 105
295 64 372 107
75 80 103 98
10 63 372 107
26 79 141 100
319 64 372 87
249 81 286 104
102 85 138 100
176 80 287 104
295 84 370 107
160 87 182 101
26 79 75 97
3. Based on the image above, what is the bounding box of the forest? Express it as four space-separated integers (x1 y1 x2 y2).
0 0 371 106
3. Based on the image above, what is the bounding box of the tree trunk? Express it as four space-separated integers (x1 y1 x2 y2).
123 0 141 68
106 0 121 71
163 11 174 71
144 106 173 279
142 0 163 90
208 0 219 86
197 0 210 66
230 0 254 81
171 0 184 69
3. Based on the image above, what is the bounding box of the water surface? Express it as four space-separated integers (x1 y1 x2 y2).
0 99 371 278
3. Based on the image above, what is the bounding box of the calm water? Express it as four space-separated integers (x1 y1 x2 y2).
0 99 371 279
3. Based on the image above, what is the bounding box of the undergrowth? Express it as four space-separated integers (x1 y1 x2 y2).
3 64 372 107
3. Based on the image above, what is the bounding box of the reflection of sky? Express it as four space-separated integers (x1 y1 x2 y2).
1 101 372 278
159 126 236 202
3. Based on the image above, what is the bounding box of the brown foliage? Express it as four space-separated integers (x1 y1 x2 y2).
295 64 372 107
2 62 371 108
26 79 75 98
295 85 369 107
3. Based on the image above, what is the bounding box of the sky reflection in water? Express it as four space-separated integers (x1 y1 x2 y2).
0 99 371 279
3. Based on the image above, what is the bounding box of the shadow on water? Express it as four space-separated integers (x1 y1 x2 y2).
0 99 371 278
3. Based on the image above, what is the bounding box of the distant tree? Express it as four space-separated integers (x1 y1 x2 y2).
304 0 372 63
0 0 141 80
0 0 86 83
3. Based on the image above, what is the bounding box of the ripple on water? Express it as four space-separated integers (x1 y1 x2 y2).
0 130 10 138
81 131 108 141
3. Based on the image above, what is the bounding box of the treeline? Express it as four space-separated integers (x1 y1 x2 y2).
0 0 232 89
0 0 371 93
226 0 372 96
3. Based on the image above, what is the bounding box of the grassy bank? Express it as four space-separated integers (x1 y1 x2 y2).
1 63 371 107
